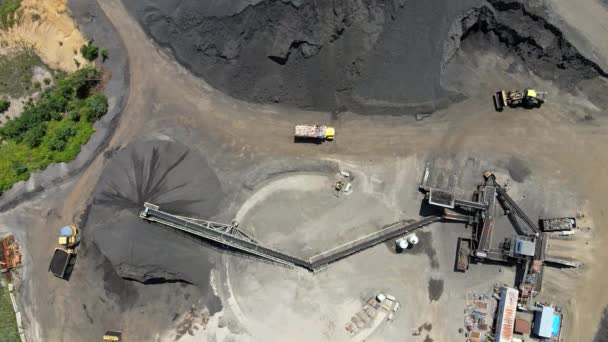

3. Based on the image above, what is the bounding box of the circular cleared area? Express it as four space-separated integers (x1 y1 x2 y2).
236 172 400 258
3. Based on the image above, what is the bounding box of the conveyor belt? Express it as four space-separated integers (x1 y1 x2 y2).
478 185 496 251
308 215 442 269
487 176 540 237
141 204 443 272
454 199 488 211
140 206 308 268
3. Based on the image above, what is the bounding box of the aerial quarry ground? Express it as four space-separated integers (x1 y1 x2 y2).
1 0 608 341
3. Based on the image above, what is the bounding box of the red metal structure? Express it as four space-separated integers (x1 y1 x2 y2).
0 233 22 273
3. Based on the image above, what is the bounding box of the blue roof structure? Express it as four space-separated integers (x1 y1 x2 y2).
552 314 561 336
533 306 555 338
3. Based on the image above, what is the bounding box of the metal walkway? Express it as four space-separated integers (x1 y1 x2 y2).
140 203 442 272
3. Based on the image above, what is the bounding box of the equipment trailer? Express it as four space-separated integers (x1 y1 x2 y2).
49 248 73 279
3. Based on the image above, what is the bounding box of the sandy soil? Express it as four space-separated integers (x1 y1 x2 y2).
0 0 607 341
0 0 88 72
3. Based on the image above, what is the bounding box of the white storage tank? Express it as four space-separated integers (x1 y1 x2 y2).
407 233 419 245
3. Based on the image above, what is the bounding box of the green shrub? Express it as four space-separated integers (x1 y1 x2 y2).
84 94 108 122
0 99 9 113
0 66 104 141
80 42 99 62
43 78 51 85
101 49 109 62
12 161 27 175
0 0 21 30
47 126 76 151
0 62 107 192
33 81 41 89
21 123 47 148
68 111 80 122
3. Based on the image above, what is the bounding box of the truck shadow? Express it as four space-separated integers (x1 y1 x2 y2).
293 137 324 144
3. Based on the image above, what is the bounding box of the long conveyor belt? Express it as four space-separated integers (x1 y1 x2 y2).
141 203 442 272
140 205 309 268
308 215 442 269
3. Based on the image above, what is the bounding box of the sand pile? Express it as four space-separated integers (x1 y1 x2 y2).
0 0 87 71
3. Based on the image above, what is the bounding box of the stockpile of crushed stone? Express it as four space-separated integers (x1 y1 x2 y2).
124 0 605 114
89 140 224 285
123 0 479 113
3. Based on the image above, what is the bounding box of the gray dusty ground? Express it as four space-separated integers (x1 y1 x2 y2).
0 0 607 341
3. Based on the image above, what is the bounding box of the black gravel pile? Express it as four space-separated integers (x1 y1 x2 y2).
90 140 224 286
123 0 479 114
124 0 606 114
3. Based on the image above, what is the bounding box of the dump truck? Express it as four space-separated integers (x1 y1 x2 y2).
294 125 335 141
49 226 79 279
493 89 546 111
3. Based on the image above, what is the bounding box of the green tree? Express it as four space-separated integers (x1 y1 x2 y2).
47 126 77 151
0 99 9 113
83 94 108 122
80 42 99 62
22 123 47 148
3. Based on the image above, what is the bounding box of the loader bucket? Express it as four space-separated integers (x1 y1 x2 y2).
493 91 505 111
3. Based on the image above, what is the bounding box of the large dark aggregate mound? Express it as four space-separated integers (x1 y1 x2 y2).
444 0 607 88
124 0 605 113
123 0 479 113
89 140 224 287
94 140 222 216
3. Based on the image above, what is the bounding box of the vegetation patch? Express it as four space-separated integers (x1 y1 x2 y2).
0 66 107 192
0 284 19 342
0 49 45 98
0 0 21 30
0 99 9 113
80 41 99 62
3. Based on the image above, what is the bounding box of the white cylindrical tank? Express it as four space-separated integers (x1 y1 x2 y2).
398 239 409 250
407 233 419 245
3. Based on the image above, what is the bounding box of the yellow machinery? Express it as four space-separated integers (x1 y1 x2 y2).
493 88 546 110
49 226 79 279
58 226 79 249
103 331 122 341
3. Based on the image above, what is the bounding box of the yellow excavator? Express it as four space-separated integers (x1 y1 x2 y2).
493 89 546 111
